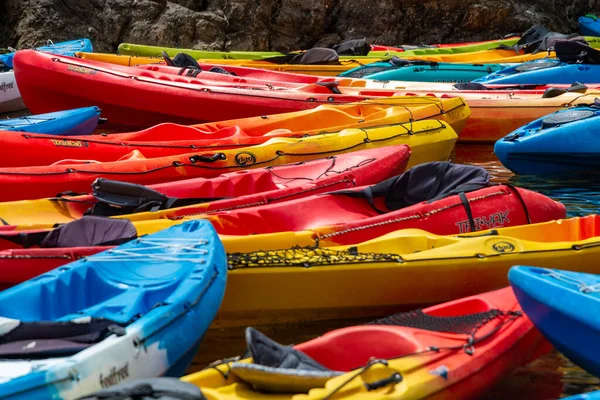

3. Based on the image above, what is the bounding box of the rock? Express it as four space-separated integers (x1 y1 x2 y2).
1 0 600 52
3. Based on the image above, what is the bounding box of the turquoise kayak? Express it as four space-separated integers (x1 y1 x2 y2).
0 218 227 399
0 106 102 135
339 58 512 82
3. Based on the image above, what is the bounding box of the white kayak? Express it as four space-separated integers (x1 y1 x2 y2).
0 70 25 114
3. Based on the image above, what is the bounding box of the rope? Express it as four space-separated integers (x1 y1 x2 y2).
546 269 600 293
318 190 506 240
89 238 209 262
226 238 600 270
317 310 522 398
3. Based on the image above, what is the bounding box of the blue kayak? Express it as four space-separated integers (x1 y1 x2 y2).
494 106 600 175
564 393 600 400
339 57 509 82
0 39 92 69
0 106 102 135
472 59 600 85
509 266 600 379
579 14 600 37
0 218 227 399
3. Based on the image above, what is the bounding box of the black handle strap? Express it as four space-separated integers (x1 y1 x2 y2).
188 153 227 163
364 372 403 391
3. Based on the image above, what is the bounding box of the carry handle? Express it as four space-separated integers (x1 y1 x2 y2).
188 153 227 163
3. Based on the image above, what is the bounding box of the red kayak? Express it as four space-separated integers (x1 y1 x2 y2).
197 287 549 399
14 51 368 128
203 163 566 241
0 96 463 168
0 146 411 227
135 63 357 86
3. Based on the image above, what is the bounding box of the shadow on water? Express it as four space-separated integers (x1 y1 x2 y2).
454 144 600 218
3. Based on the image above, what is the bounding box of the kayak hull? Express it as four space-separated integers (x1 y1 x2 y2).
0 146 411 227
185 287 549 400
0 107 101 136
0 220 226 399
495 107 600 175
510 266 600 378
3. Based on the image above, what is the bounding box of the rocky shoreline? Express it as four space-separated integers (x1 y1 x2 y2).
1 0 599 53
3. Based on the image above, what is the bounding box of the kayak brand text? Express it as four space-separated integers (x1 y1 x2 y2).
455 211 510 233
99 362 129 388
0 82 14 92
67 64 97 75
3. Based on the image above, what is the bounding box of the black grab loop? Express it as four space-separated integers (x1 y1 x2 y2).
540 109 596 129
505 184 532 225
189 153 227 163
364 373 403 391
458 192 476 232
314 81 342 94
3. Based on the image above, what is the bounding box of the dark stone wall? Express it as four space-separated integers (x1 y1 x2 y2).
1 0 599 52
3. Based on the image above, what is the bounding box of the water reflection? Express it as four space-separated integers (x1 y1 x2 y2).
454 145 600 217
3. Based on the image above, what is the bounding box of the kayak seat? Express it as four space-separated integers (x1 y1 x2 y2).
0 317 124 359
0 217 137 249
77 377 207 400
540 109 597 129
208 66 237 76
330 162 490 213
87 178 226 217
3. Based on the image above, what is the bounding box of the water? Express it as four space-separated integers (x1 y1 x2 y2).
189 144 600 399
454 144 600 218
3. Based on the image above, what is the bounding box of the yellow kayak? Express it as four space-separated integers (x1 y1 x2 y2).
75 52 383 76
0 118 460 228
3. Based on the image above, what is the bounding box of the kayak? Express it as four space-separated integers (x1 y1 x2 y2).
0 38 92 69
475 60 600 85
339 59 510 82
0 146 411 227
495 106 600 175
509 266 600 378
15 50 598 143
579 15 600 37
0 70 25 113
78 52 376 76
0 107 101 136
0 119 457 202
369 36 521 52
13 51 372 127
118 43 378 61
175 163 563 240
399 36 600 63
564 393 600 399
181 287 549 400
0 219 227 399
407 50 553 64
0 39 93 113
118 38 522 60
0 207 589 328
0 96 469 167
343 88 600 143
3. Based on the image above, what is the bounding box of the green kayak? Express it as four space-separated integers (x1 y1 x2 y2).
118 38 523 61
